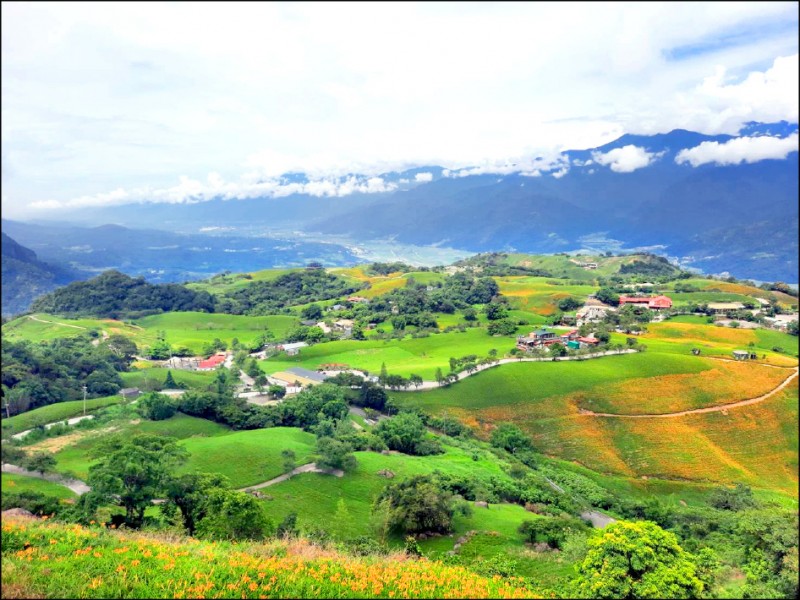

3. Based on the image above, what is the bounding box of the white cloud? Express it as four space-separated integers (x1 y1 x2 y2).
675 132 799 166
592 145 662 173
414 172 433 182
2 3 798 216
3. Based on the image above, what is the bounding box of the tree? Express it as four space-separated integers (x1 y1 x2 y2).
301 303 323 321
105 334 138 360
164 472 230 536
558 297 582 312
375 412 441 455
487 319 518 336
315 437 357 471
484 302 508 321
463 307 478 321
163 370 178 389
379 362 389 386
435 367 444 387
268 384 286 399
490 423 532 454
409 374 423 389
787 320 798 336
281 449 296 472
139 392 177 421
519 516 588 549
195 488 271 541
573 520 713 599
549 342 567 357
87 434 188 528
25 452 56 476
374 474 455 535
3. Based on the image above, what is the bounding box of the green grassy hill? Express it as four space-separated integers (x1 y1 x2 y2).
2 516 539 599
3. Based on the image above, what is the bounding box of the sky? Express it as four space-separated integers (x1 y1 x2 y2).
2 2 798 218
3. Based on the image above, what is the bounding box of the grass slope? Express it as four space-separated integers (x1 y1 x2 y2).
1 517 538 599
1 396 122 437
1 473 77 500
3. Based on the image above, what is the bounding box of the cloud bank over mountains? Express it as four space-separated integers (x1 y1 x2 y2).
2 3 798 216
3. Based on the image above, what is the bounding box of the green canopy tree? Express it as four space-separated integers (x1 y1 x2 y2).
573 520 714 599
87 434 188 528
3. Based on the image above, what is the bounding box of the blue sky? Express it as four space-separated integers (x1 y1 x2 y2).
1 2 798 217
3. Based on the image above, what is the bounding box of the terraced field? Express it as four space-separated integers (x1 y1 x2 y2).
390 351 798 495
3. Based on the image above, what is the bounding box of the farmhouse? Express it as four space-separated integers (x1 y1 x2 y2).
576 336 601 349
732 350 757 360
268 367 326 394
560 329 579 342
517 328 557 351
197 352 227 371
618 295 673 310
707 301 745 314
279 341 308 356
347 296 370 304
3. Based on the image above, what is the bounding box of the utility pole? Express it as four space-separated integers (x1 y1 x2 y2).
82 384 88 416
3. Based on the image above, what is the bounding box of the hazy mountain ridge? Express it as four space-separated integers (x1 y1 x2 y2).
1 233 78 316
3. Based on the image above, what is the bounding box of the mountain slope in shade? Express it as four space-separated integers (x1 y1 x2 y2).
1 233 78 316
310 125 798 281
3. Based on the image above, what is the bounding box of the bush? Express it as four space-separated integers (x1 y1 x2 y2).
138 392 177 421
376 474 456 535
375 412 443 456
518 516 588 549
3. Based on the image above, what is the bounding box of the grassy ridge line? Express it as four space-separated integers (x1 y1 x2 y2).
1 396 122 435
1 517 539 599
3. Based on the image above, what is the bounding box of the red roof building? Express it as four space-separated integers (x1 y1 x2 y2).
576 336 601 344
618 295 672 310
197 352 227 370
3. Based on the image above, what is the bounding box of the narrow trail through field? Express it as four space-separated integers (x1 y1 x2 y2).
579 367 799 419
240 463 344 492
27 315 86 329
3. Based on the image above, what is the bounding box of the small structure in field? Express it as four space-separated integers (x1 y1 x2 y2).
732 350 750 360
119 387 141 400
279 341 308 356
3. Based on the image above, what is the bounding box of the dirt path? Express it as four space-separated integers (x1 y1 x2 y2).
580 367 799 419
1 463 91 495
27 315 86 329
239 463 344 492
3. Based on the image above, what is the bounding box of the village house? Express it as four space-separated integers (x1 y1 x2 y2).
618 295 673 311
279 341 308 356
763 314 799 330
333 319 354 338
347 296 370 304
119 387 141 400
268 367 327 394
576 336 601 349
517 328 558 351
197 352 228 371
732 349 757 360
706 301 745 315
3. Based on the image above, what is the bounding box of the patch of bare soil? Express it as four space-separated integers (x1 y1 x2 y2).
26 426 119 454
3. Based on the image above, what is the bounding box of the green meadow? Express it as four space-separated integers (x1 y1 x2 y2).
2 472 78 500
260 327 524 379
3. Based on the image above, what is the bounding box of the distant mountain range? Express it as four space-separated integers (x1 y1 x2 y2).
1 233 77 316
9 121 799 282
